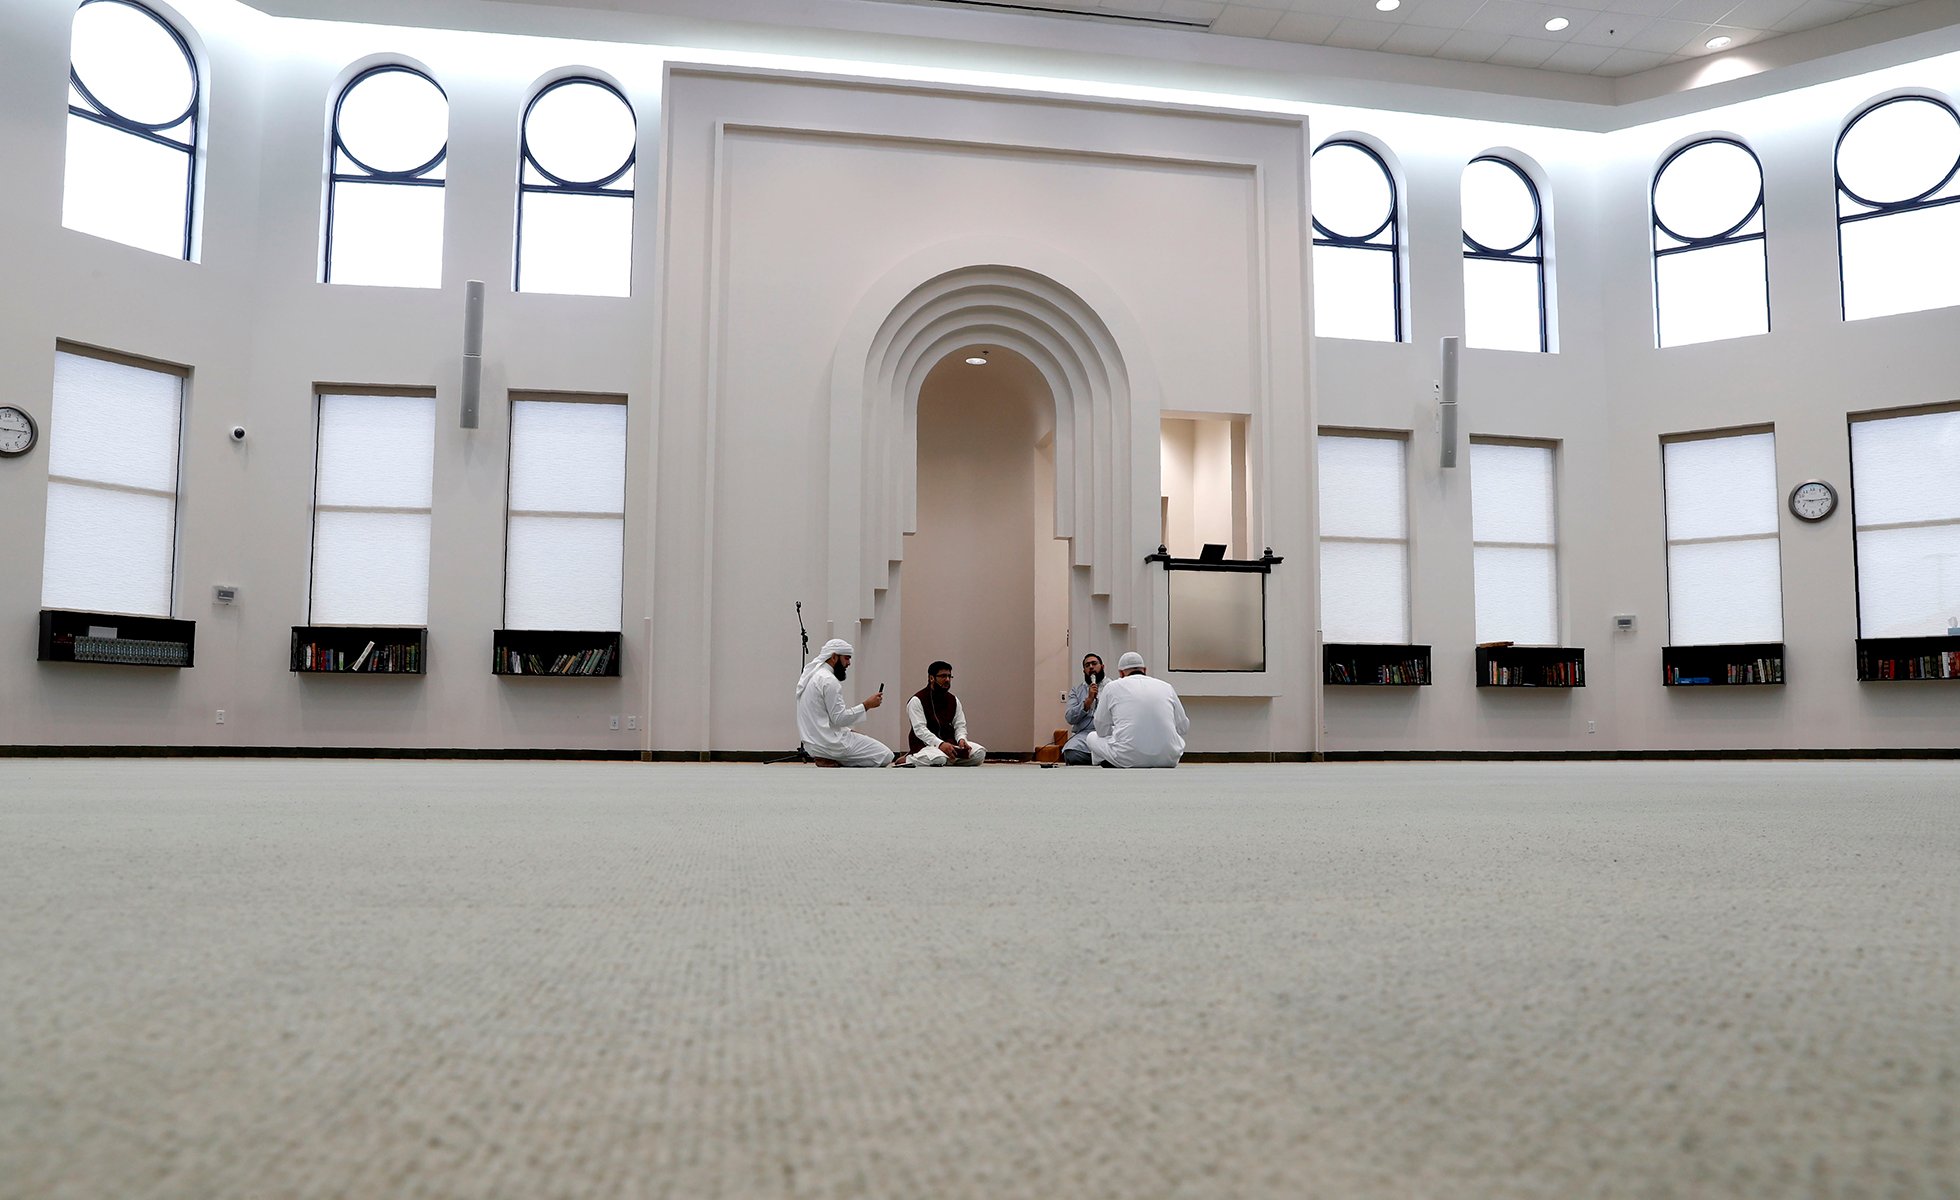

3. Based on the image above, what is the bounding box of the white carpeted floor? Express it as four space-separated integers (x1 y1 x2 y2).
0 758 1953 1199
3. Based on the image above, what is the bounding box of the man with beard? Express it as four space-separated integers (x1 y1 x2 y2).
1087 651 1190 768
902 661 986 766
1060 652 1105 765
795 638 894 767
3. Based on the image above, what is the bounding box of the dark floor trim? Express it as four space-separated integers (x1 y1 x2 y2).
0 745 644 761
4 746 1955 762
1320 748 1960 761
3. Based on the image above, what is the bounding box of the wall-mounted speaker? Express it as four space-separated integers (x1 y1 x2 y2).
460 280 484 430
1438 335 1460 469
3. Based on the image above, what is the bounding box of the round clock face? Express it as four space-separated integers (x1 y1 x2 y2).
0 406 36 457
1789 479 1837 522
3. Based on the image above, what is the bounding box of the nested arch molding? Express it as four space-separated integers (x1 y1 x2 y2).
827 239 1160 641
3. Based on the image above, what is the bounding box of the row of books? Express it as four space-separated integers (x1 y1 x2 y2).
1859 651 1960 681
1666 658 1784 685
295 640 421 673
1485 660 1584 687
497 645 617 675
1325 661 1429 685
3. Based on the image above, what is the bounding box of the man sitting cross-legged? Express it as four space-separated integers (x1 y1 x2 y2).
795 638 894 767
903 661 986 767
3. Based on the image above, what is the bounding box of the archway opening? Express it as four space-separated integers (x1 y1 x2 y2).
900 346 1071 757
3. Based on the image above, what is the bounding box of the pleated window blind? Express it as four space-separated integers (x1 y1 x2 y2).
1662 430 1783 645
309 391 435 625
1471 440 1559 645
504 396 626 630
1849 409 1960 637
41 348 184 616
1317 432 1409 643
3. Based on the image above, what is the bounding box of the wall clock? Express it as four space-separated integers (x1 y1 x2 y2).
1788 479 1837 522
0 405 37 457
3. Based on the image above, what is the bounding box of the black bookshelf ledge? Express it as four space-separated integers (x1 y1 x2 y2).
1856 635 1960 682
1323 643 1431 686
39 609 195 668
493 629 621 677
291 626 427 674
1475 644 1585 688
1663 642 1785 686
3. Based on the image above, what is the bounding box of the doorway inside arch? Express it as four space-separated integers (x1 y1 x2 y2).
900 347 1073 758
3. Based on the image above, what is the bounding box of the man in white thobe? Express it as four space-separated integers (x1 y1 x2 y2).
1086 651 1190 768
903 661 986 766
795 638 894 767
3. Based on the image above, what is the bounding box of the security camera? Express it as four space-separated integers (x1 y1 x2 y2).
229 426 246 442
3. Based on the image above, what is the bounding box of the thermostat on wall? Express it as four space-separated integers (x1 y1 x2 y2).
1614 614 1636 632
213 584 238 605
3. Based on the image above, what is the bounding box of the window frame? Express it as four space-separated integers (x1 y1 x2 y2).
514 76 637 296
502 391 629 632
1835 94 1960 322
1311 138 1405 343
307 386 438 626
1316 428 1412 645
1846 402 1960 639
1651 136 1771 347
1461 155 1548 354
66 0 201 261
324 63 449 285
1659 425 1785 647
1468 436 1560 646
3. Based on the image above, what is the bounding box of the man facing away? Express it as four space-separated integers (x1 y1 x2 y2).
1087 651 1190 768
1060 652 1105 765
903 661 986 767
795 638 895 767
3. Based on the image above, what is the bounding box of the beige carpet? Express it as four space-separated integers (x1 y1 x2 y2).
1 758 1954 1199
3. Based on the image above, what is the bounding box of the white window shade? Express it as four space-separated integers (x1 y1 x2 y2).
1318 434 1409 644
1852 410 1960 637
1471 442 1558 645
1663 431 1783 644
505 398 626 631
310 393 435 625
41 350 183 616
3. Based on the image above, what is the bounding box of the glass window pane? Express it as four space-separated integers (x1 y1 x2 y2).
328 182 444 288
1313 245 1398 343
525 81 635 184
1838 99 1960 207
316 394 435 509
48 351 182 492
1851 411 1960 526
1320 540 1408 644
1470 442 1555 544
1842 205 1960 322
1317 435 1405 540
1854 524 1960 638
310 510 432 625
70 1 195 129
337 70 447 174
1473 545 1557 645
1663 433 1778 541
1668 537 1784 644
509 400 626 513
1168 570 1265 671
1464 257 1541 353
505 515 624 631
1312 142 1392 240
1656 240 1768 347
518 191 633 298
42 482 175 616
61 116 190 258
1654 140 1761 240
1462 159 1536 252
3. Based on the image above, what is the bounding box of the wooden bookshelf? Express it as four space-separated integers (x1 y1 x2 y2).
492 629 621 677
1476 644 1585 688
1662 642 1785 686
39 609 195 668
1856 635 1960 682
1323 643 1430 686
291 626 426 674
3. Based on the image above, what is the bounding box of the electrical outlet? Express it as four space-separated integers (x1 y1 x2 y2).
627 716 639 730
610 716 620 730
215 709 225 725
1587 721 1596 734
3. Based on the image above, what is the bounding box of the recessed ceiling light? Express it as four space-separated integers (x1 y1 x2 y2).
1705 34 1732 48
1375 0 1400 10
1544 16 1570 31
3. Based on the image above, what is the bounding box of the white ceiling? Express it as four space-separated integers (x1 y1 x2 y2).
881 0 1922 76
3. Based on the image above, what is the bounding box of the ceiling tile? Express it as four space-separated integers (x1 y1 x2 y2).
1695 23 1765 46
1435 27 1511 58
1486 34 1564 65
1571 10 1655 45
1590 0 1684 14
1625 16 1703 50
1288 0 1366 16
1270 11 1344 40
1663 0 1742 21
1774 0 1864 30
1324 16 1400 47
1716 0 1805 27
1378 21 1456 50
1395 0 1487 30
1596 45 1674 71
1206 6 1286 35
1539 40 1618 69
1464 0 1559 35
1158 0 1227 19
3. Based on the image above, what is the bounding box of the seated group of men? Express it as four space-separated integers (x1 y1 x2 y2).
793 639 1190 768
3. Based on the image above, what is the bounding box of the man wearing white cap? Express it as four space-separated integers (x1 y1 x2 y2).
795 639 895 767
1086 651 1190 768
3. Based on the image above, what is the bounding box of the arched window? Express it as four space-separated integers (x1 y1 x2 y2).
1838 95 1960 322
516 77 636 297
1651 138 1769 348
1462 157 1547 353
63 0 199 259
325 65 448 288
1312 140 1403 343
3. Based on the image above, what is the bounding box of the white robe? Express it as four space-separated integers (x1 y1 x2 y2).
796 663 894 767
905 693 986 766
1087 673 1190 768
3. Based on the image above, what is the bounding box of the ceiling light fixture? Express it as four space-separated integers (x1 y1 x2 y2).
966 352 989 365
1376 0 1400 10
1544 16 1570 31
1706 34 1732 48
